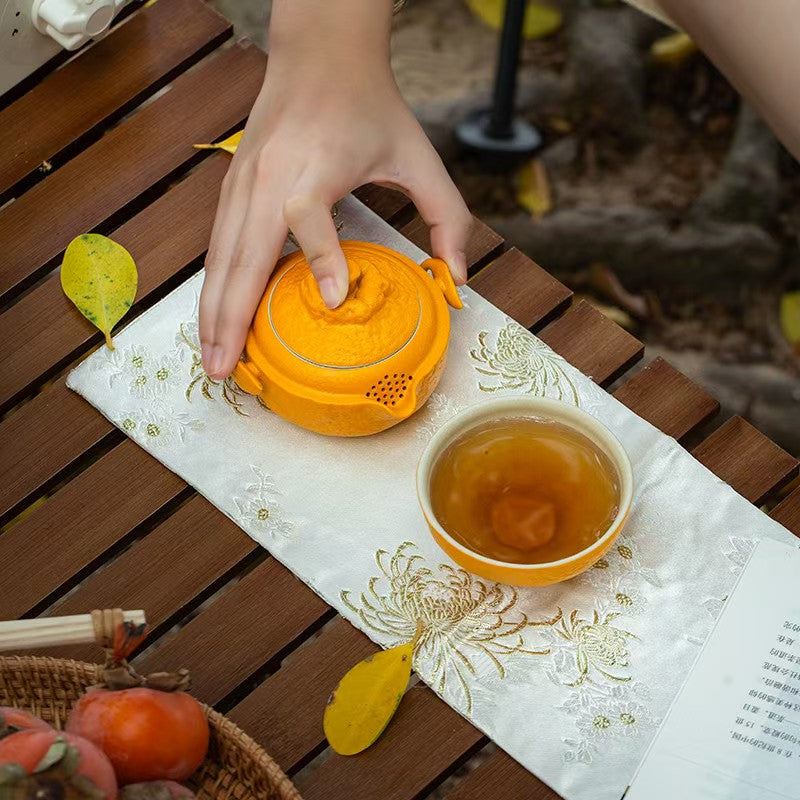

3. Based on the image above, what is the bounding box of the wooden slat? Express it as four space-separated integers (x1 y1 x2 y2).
133 558 330 706
228 617 375 772
43 494 259 662
538 300 644 386
0 0 231 202
692 417 799 505
0 440 184 618
0 40 265 303
0 154 229 411
297 686 482 800
468 248 572 331
0 0 145 110
445 749 556 800
398 215 503 271
352 185 413 225
771 486 800 536
613 357 720 441
0 378 114 522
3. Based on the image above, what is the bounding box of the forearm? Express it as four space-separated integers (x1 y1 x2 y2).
660 0 800 159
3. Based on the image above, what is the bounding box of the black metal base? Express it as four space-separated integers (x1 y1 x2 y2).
455 108 542 166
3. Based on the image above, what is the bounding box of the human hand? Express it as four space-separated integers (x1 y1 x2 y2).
200 0 472 380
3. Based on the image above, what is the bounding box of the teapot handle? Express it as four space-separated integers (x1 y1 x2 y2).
232 360 264 395
421 258 464 310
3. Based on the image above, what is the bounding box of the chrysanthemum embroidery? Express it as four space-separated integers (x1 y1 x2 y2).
177 321 269 416
233 465 293 538
341 542 561 714
546 608 636 687
470 323 579 405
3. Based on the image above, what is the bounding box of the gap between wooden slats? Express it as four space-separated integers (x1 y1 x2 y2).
0 40 266 306
468 248 572 332
613 357 720 441
770 486 800 536
692 416 798 505
0 0 231 203
399 215 504 272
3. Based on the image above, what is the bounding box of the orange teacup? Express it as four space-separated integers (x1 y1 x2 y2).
416 397 633 586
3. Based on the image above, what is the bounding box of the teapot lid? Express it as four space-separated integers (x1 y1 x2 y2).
264 241 440 369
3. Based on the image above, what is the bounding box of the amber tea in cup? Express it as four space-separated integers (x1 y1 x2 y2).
429 416 621 565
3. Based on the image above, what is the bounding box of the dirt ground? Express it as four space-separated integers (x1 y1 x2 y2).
210 0 800 457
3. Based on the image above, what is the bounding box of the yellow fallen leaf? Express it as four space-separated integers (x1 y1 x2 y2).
465 0 562 39
324 623 421 755
193 130 244 156
516 158 552 220
578 295 635 330
651 32 697 67
61 234 137 350
780 291 800 350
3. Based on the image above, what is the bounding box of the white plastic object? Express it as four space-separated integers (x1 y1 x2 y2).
31 0 126 50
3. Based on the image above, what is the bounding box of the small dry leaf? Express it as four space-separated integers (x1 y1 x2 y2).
780 291 800 352
651 32 697 67
465 0 562 39
61 234 137 350
578 295 635 330
324 624 421 755
589 263 649 320
193 130 244 155
516 158 552 221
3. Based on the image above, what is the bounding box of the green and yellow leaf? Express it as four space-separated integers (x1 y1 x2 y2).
324 627 420 756
193 130 244 155
465 0 562 39
61 234 137 350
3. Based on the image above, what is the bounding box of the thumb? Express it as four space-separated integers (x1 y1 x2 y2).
284 193 350 308
402 148 472 285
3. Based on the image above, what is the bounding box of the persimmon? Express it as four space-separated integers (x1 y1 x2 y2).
120 780 197 799
0 706 52 737
0 728 118 799
67 686 208 785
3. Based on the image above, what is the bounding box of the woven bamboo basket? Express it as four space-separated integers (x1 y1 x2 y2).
0 655 302 800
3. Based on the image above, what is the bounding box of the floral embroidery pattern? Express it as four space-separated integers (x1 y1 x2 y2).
414 392 465 442
233 465 293 538
559 683 658 764
177 321 269 416
341 542 561 713
101 344 181 401
722 536 755 574
93 343 203 446
470 322 579 405
114 408 203 448
544 608 636 688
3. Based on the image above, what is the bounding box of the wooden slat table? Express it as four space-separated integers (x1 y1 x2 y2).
1 4 797 798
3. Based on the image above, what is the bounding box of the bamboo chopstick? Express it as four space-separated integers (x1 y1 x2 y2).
0 611 146 653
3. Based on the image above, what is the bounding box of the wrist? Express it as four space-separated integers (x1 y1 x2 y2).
268 0 394 77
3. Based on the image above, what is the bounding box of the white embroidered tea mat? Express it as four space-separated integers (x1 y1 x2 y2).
67 195 796 800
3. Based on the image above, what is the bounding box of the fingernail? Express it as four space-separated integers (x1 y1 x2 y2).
319 276 344 309
452 252 467 285
206 345 223 378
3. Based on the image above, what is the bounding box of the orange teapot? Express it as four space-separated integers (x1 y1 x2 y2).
232 241 463 436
